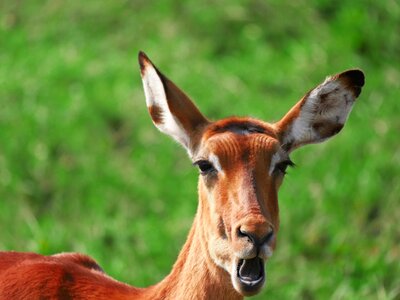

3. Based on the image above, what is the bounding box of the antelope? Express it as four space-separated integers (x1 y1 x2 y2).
0 52 364 299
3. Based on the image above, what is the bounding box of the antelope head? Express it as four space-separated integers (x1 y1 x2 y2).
139 52 364 297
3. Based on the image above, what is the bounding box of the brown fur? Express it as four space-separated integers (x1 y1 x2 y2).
148 105 163 124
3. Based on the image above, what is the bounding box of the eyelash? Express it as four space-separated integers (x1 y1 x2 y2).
193 160 216 175
274 159 295 175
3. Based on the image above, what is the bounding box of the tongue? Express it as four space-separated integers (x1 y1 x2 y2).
239 258 262 281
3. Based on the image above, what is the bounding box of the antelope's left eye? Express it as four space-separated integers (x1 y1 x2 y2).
274 159 295 175
194 160 216 175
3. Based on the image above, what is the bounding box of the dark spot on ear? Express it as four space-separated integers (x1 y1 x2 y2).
352 86 362 98
320 93 329 103
331 124 344 135
342 69 365 87
138 51 150 75
148 105 163 124
337 69 365 98
313 122 344 137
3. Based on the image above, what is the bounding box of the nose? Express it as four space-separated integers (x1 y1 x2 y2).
237 224 274 247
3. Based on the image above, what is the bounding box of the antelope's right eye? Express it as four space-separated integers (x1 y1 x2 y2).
194 160 216 175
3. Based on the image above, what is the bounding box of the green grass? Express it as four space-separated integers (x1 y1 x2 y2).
1 0 399 299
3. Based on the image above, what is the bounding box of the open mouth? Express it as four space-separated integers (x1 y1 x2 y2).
236 257 265 295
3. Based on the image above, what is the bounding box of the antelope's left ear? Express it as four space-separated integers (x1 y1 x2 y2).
274 69 365 152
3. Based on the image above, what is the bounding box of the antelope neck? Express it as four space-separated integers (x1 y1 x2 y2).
145 212 242 300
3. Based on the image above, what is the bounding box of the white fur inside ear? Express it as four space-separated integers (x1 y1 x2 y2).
141 63 166 108
141 64 190 148
286 76 355 147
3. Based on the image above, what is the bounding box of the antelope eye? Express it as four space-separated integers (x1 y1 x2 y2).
194 160 216 175
274 159 295 175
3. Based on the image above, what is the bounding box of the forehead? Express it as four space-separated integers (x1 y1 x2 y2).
205 117 277 137
200 118 280 159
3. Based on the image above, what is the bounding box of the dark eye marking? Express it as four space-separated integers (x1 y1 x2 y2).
193 160 216 175
274 159 295 175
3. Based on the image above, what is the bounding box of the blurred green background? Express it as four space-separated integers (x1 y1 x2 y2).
1 0 399 299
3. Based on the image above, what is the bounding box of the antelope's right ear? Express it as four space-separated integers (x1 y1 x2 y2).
138 52 209 154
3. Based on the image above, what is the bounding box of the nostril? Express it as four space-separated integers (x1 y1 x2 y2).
263 229 274 245
237 227 255 244
237 227 274 246
237 227 246 238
